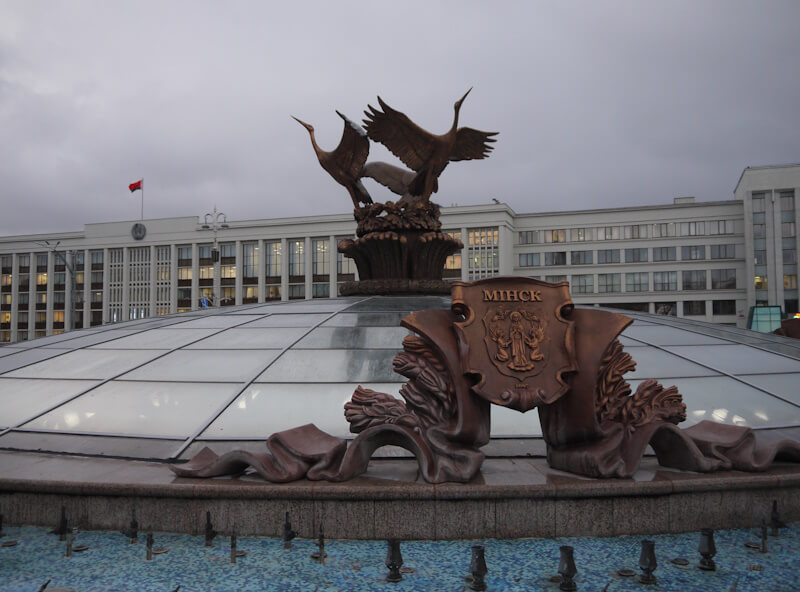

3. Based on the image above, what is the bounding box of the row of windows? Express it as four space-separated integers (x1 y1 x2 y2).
519 220 737 245
518 245 739 267
521 270 737 293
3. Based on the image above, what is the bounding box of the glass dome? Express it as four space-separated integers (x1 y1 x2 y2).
1 296 799 461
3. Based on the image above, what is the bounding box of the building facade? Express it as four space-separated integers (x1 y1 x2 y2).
2 164 798 343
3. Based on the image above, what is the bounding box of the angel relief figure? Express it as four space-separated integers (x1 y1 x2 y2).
487 308 545 373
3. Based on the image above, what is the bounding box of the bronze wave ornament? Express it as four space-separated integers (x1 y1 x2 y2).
292 90 497 296
173 277 800 483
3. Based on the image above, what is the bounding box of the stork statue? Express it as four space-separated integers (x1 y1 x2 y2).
362 88 497 203
292 111 372 208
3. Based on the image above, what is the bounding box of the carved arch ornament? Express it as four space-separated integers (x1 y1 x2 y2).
173 278 800 483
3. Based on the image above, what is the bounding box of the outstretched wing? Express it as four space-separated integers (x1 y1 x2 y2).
333 110 370 181
363 97 436 172
450 127 498 162
361 161 416 196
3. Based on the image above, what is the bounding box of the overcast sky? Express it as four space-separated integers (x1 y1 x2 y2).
1 1 798 236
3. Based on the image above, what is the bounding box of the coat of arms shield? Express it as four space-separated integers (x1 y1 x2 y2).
451 277 577 412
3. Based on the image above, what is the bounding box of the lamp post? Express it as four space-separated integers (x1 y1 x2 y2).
35 241 77 334
201 206 229 308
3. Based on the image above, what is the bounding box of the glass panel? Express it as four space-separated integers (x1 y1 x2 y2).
628 376 800 428
625 346 719 379
0 346 28 359
295 327 412 349
4 349 164 379
91 328 220 350
23 381 242 437
38 330 142 349
202 383 404 438
253 302 352 314
171 315 264 329
246 314 331 328
0 378 101 427
120 350 280 382
184 328 308 349
256 349 402 382
621 325 730 346
738 373 800 407
345 297 450 312
664 345 800 375
323 312 413 327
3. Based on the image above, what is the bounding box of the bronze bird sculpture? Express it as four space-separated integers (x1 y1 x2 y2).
363 88 497 203
292 111 372 207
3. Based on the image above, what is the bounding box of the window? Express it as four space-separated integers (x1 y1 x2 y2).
652 247 676 262
519 231 538 245
18 254 30 268
220 243 235 259
570 228 591 242
220 265 236 279
0 255 10 269
265 241 282 278
781 190 795 211
198 245 212 260
518 253 539 267
754 250 767 266
682 270 706 290
178 246 192 261
653 271 677 291
543 229 566 243
596 226 619 241
711 269 736 290
681 245 705 260
597 249 620 264
625 272 649 292
752 224 766 239
679 222 705 236
752 193 766 212
655 302 676 316
782 222 796 237
712 300 736 315
289 240 304 277
624 224 648 239
785 275 798 289
570 250 592 265
652 223 676 238
91 251 103 265
598 273 621 293
243 243 259 279
544 251 566 266
36 254 48 268
625 248 648 263
443 230 462 277
784 249 797 264
683 301 706 316
545 275 567 283
572 274 593 294
199 266 213 280
0 274 11 286
711 244 736 259
312 239 330 276
708 220 735 235
752 212 766 224
36 273 47 285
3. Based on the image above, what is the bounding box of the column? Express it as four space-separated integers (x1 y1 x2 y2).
64 251 73 333
235 240 243 305
27 251 35 340
149 245 157 317
329 234 337 299
45 251 54 335
280 237 288 302
304 236 312 300
191 242 199 311
257 239 265 303
102 248 110 324
83 249 90 329
170 244 178 313
122 246 130 321
9 253 18 342
460 226 469 281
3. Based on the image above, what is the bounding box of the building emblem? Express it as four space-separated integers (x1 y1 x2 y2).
451 278 577 412
131 223 146 240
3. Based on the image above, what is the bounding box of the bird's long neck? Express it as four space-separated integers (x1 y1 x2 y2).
450 106 462 134
308 130 322 156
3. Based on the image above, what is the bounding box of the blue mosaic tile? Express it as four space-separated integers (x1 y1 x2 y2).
0 524 798 591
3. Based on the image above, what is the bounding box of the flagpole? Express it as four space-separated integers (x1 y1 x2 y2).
141 178 144 220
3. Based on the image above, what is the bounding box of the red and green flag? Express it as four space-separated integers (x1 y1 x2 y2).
129 179 143 192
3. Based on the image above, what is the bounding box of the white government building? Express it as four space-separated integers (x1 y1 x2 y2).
1 163 799 343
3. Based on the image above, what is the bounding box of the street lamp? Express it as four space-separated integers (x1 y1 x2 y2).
201 206 229 307
35 240 77 334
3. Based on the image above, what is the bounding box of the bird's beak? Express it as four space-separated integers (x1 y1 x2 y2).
459 88 473 104
291 115 311 130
